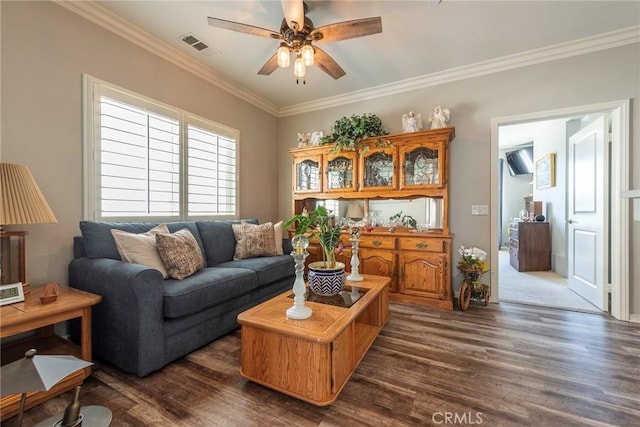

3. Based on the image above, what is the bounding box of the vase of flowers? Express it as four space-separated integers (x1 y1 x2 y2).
457 245 489 310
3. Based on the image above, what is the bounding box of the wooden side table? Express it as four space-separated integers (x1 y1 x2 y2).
0 284 101 421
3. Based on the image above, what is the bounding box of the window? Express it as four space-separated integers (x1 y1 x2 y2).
83 75 239 221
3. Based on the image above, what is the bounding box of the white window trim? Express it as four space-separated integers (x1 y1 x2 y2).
82 74 240 222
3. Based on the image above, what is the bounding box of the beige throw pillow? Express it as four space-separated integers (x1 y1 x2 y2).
156 228 205 280
232 222 278 260
111 224 170 279
274 220 284 255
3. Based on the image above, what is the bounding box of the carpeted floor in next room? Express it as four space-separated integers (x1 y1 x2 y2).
498 249 602 313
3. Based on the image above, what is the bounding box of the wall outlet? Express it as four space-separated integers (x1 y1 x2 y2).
471 205 489 215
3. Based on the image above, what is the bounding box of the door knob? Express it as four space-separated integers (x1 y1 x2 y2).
567 219 578 224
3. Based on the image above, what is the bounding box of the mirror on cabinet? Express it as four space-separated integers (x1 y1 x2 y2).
309 197 443 230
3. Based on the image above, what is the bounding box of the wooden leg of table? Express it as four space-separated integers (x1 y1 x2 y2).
80 307 92 361
80 307 93 378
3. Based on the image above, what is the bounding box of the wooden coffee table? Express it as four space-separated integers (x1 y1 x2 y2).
238 274 389 406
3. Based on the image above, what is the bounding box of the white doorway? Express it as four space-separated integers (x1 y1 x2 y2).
496 115 604 313
490 100 630 321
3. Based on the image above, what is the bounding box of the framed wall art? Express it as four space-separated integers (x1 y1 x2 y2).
535 153 555 189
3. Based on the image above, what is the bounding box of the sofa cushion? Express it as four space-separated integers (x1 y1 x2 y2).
232 222 278 260
196 218 258 266
216 254 294 287
79 220 204 260
156 229 205 280
111 224 170 279
162 267 258 318
81 221 158 260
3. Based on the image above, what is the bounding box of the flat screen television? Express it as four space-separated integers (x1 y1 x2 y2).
505 146 534 176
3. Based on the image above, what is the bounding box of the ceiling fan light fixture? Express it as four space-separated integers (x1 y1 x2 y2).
277 44 291 68
207 1 382 82
294 55 306 78
301 44 314 66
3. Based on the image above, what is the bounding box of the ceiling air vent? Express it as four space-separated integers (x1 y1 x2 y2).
180 33 216 56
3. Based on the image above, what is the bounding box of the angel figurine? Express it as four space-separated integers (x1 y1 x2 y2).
402 111 422 133
428 105 450 129
297 132 311 147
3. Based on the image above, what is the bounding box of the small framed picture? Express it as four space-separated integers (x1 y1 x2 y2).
0 282 25 306
535 153 556 189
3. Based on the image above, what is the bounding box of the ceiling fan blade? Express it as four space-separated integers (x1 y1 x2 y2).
281 0 305 32
207 17 282 40
257 53 279 76
313 46 346 80
312 17 382 42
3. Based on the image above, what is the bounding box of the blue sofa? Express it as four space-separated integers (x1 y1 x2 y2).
69 219 294 377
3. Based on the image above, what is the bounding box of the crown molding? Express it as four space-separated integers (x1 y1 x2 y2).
279 25 640 117
54 0 639 119
55 0 280 116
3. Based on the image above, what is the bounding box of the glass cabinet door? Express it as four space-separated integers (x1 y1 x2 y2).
293 154 322 193
399 142 444 189
359 147 397 191
324 152 357 192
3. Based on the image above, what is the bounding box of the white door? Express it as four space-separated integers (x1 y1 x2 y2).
567 115 608 310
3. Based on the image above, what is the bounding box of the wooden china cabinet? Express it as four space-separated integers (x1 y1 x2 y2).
289 127 455 310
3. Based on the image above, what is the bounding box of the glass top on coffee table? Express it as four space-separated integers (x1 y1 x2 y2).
288 285 369 308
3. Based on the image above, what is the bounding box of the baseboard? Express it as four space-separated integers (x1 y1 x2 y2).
630 314 640 323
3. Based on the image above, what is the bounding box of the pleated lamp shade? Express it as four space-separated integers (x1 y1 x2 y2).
1 163 57 225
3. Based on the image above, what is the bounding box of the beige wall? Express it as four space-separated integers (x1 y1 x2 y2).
1 1 279 285
277 44 640 316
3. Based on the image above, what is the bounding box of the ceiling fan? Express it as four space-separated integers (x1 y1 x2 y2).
207 0 382 83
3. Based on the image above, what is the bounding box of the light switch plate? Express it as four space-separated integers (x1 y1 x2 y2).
471 205 489 215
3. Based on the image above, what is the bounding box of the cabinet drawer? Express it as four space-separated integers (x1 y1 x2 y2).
398 237 445 252
358 236 395 250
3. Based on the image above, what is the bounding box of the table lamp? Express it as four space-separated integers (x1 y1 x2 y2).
0 163 57 295
345 201 364 226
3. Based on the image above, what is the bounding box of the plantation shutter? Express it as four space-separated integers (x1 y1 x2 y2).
85 75 239 221
99 96 180 217
187 123 237 216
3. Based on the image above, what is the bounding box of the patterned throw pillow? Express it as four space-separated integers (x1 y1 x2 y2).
156 228 205 280
110 223 170 279
232 222 277 260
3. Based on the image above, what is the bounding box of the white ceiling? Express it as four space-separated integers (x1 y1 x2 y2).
85 1 639 113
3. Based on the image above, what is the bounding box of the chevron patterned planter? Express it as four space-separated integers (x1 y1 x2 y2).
308 262 346 296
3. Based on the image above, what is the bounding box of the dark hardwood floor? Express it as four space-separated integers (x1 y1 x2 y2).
6 302 639 427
